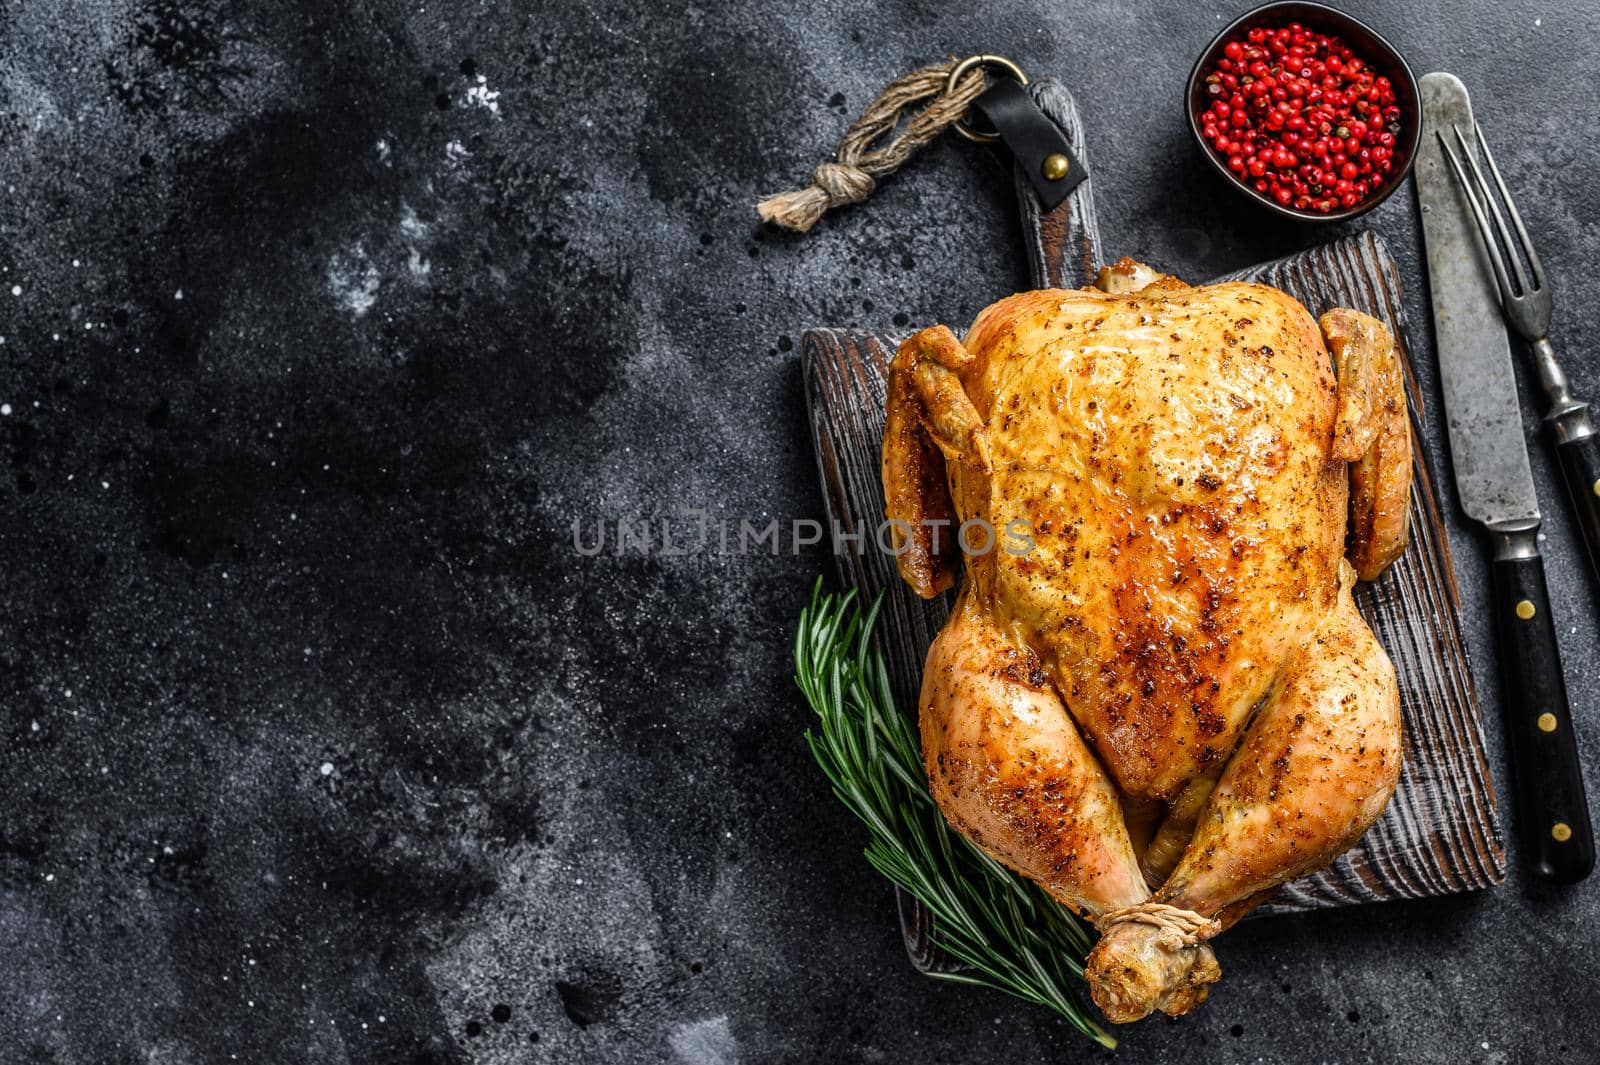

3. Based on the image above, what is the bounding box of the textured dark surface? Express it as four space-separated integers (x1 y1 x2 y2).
1 1 1597 1063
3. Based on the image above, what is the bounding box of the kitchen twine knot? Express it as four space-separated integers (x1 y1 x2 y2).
757 57 988 233
1096 901 1221 950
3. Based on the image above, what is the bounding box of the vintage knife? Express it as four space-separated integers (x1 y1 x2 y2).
1416 72 1594 882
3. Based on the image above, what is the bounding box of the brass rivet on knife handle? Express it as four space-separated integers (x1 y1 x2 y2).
1539 712 1559 733
1591 477 1600 497
1553 822 1574 842
1515 599 1536 620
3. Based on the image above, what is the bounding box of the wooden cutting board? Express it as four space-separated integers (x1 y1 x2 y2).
799 79 1505 951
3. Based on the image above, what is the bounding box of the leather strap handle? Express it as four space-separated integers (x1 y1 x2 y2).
971 79 1086 210
1008 80 1103 290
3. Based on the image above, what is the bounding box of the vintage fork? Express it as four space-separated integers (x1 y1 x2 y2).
1440 122 1600 592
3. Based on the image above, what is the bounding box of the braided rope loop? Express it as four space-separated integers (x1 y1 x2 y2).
756 58 987 233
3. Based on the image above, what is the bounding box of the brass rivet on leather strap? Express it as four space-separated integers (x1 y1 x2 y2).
948 54 1029 143
1515 599 1536 620
1538 712 1558 733
1552 821 1573 842
1042 152 1071 180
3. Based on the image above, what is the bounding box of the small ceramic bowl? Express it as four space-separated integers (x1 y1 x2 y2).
1185 1 1421 223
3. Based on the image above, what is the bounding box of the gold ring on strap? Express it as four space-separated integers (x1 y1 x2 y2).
946 54 1030 144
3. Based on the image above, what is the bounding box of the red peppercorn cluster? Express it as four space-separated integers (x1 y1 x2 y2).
1198 22 1403 214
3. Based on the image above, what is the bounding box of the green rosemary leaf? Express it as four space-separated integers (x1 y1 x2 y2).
794 585 1116 1050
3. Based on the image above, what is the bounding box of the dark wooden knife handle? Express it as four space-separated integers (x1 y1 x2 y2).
1553 427 1600 594
1491 537 1595 883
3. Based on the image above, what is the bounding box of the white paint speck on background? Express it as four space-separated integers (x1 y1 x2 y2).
325 244 380 317
669 1016 741 1065
0 404 11 416
398 204 434 283
398 204 428 240
465 75 501 116
10 284 20 296
320 762 334 776
406 247 431 283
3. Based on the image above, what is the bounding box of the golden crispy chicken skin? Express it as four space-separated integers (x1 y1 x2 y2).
882 262 1409 1023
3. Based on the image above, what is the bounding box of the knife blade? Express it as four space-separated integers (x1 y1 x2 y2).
1416 71 1595 883
1416 73 1539 530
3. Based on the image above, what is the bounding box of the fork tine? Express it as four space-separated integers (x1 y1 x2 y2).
1439 131 1515 307
1452 124 1530 297
1473 121 1547 290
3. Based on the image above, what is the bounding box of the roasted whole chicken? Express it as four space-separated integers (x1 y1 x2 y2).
882 260 1411 1023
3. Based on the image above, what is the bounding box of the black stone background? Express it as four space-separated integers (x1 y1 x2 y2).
1 1 1598 1062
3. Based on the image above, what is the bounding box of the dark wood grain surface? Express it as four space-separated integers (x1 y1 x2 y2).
800 81 1505 953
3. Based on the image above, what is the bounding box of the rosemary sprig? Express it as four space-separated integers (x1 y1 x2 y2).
794 581 1116 1049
